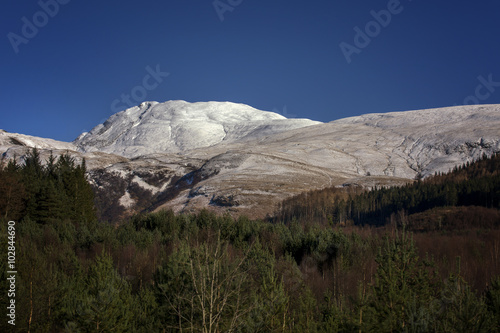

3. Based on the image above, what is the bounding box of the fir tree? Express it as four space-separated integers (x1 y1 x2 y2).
65 252 135 332
363 230 439 332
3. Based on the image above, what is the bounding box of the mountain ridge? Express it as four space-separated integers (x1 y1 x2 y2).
2 101 500 220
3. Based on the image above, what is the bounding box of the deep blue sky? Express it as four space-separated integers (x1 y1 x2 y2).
2 0 500 142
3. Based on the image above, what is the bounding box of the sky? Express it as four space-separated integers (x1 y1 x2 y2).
2 0 500 142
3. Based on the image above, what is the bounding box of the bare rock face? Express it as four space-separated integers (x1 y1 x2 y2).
2 102 500 220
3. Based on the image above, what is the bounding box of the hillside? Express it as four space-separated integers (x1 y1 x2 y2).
276 153 500 229
1 102 500 220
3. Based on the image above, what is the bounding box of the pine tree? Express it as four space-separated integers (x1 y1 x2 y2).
14 150 97 224
71 157 97 223
363 229 439 332
20 148 44 220
65 252 135 332
246 252 289 332
484 276 500 332
36 179 65 223
0 158 25 220
438 273 493 332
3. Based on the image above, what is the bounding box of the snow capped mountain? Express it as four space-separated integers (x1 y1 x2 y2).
151 104 500 217
2 102 500 219
0 129 76 153
74 100 321 157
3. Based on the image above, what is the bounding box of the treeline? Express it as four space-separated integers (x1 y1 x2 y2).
0 149 96 224
276 153 500 228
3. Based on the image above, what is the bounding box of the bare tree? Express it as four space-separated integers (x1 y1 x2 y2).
158 231 253 332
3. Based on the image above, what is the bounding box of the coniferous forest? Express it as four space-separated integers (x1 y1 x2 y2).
1 150 499 332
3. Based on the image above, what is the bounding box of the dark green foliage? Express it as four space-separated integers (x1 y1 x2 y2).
437 274 493 332
362 230 440 332
244 246 289 332
63 253 135 332
0 149 97 224
0 157 26 220
485 276 500 332
3 207 499 332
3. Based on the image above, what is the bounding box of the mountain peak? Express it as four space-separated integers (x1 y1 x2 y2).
74 100 320 157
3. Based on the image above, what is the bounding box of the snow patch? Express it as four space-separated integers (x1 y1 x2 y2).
131 176 160 193
119 191 136 208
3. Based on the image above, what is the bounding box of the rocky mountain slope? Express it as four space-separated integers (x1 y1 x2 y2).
2 101 499 220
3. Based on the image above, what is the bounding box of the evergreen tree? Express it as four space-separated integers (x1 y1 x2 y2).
64 252 135 332
0 158 25 220
438 273 493 332
9 149 98 224
363 230 439 332
36 179 65 223
245 250 289 332
485 276 500 331
20 148 44 219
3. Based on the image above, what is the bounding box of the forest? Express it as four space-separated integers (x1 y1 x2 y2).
0 150 499 332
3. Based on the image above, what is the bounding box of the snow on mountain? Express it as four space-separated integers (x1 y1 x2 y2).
0 129 77 153
250 104 500 178
2 102 499 219
74 100 321 157
327 104 500 177
154 104 500 217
